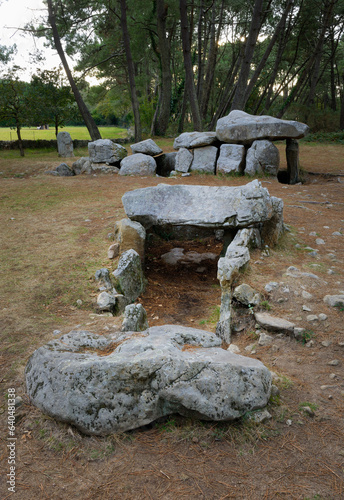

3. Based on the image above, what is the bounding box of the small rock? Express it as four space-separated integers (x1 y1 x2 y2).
328 360 340 366
76 299 83 307
108 243 120 259
227 344 241 354
306 315 318 322
318 313 328 321
122 303 149 332
332 231 341 236
258 332 274 346
329 373 336 380
270 385 280 397
302 305 312 312
302 290 313 300
323 295 344 307
286 419 292 426
248 409 272 423
321 340 331 347
53 329 62 336
309 231 317 236
264 282 279 293
301 406 315 417
245 343 257 353
316 238 325 245
306 340 315 347
15 396 23 408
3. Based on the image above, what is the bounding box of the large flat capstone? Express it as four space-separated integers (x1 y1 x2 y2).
122 180 275 230
216 110 309 144
25 325 272 435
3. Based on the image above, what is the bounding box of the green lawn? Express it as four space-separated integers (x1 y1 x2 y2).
0 125 129 141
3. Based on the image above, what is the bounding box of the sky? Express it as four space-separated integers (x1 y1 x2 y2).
0 0 70 81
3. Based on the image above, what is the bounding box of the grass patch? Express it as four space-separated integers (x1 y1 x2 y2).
0 126 128 142
199 305 221 326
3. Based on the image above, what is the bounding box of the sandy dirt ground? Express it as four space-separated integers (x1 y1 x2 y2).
0 141 343 499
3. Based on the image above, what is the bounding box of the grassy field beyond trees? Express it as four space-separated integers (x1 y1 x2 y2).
0 126 129 142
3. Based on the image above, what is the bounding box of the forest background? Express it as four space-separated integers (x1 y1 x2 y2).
1 0 344 146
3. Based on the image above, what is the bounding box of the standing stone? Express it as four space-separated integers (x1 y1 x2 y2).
216 144 245 174
88 139 127 165
286 139 300 184
119 154 157 176
175 147 193 173
112 249 145 303
190 145 218 174
114 218 146 261
122 303 149 332
245 140 280 176
57 132 74 157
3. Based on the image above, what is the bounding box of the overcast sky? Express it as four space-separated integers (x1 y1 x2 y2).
0 0 66 80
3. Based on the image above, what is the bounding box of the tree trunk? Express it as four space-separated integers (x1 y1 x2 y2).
16 124 24 157
230 0 264 111
119 0 142 142
243 0 294 106
154 0 172 136
46 0 101 141
179 0 202 131
200 1 224 120
278 0 335 118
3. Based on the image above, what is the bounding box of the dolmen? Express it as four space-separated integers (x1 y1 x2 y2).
173 110 309 183
122 180 283 343
25 325 272 435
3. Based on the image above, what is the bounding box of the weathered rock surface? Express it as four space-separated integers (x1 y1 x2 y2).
173 131 217 149
245 140 280 176
114 218 146 260
130 139 163 156
122 180 277 231
217 144 245 174
57 131 74 157
119 153 157 176
216 110 309 144
254 312 295 335
122 303 149 332
175 147 193 173
112 249 145 303
190 145 218 173
88 139 127 164
25 325 272 435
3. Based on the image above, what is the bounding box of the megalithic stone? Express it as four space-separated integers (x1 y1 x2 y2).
286 138 300 185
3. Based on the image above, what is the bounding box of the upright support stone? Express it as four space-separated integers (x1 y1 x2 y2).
57 131 74 158
286 138 299 185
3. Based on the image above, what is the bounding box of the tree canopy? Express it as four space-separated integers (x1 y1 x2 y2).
17 0 344 134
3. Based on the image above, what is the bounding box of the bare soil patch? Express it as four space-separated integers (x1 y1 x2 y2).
0 143 343 499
